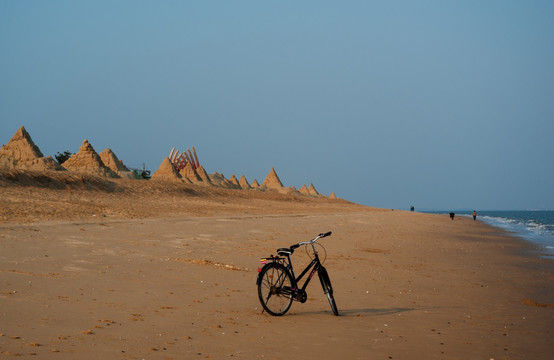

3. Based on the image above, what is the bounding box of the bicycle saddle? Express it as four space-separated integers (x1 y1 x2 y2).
277 247 294 255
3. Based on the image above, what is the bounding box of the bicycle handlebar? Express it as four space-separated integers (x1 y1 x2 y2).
290 231 332 250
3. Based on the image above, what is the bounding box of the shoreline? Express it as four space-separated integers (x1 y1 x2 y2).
424 210 554 259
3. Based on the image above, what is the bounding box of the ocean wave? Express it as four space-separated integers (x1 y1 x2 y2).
428 211 554 257
478 214 554 257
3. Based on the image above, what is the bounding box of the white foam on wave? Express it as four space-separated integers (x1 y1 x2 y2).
479 215 554 257
433 211 554 257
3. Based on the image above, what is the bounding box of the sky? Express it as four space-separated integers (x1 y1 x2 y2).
1 1 553 211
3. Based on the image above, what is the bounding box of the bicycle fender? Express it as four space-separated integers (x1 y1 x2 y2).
318 266 333 294
256 262 283 285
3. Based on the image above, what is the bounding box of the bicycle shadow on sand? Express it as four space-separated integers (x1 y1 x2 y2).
290 307 434 317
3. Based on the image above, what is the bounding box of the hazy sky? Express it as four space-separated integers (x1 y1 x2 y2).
1 1 553 210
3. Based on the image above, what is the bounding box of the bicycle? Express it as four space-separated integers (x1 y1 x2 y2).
256 231 339 316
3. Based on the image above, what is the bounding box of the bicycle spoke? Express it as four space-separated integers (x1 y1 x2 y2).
257 264 293 316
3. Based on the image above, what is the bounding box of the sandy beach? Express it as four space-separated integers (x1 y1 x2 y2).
1 171 553 359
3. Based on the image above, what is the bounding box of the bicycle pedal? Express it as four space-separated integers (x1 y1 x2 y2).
294 289 307 303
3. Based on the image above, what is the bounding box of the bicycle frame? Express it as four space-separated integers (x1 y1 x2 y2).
278 240 329 301
256 231 338 316
284 253 320 294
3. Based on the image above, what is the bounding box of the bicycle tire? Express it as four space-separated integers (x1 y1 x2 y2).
319 267 339 316
257 263 293 316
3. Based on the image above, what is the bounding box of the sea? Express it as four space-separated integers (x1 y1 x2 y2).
425 210 554 258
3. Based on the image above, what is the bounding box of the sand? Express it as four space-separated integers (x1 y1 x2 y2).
1 170 553 359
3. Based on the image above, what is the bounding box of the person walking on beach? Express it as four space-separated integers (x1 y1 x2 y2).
472 210 477 221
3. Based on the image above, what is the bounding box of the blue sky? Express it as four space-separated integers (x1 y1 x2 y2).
1 1 553 210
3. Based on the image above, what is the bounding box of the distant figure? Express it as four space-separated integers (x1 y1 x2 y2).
449 212 455 220
410 206 415 212
472 210 477 221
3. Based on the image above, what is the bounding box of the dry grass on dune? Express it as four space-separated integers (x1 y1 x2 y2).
0 169 368 224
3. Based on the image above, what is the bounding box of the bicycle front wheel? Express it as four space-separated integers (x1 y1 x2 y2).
257 263 293 316
319 267 339 316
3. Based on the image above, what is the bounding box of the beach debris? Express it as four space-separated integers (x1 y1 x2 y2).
521 298 554 308
167 257 249 271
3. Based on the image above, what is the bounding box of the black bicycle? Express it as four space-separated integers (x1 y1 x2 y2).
256 231 338 316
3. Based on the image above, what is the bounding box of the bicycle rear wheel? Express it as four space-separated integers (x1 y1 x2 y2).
319 267 339 316
257 263 293 316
